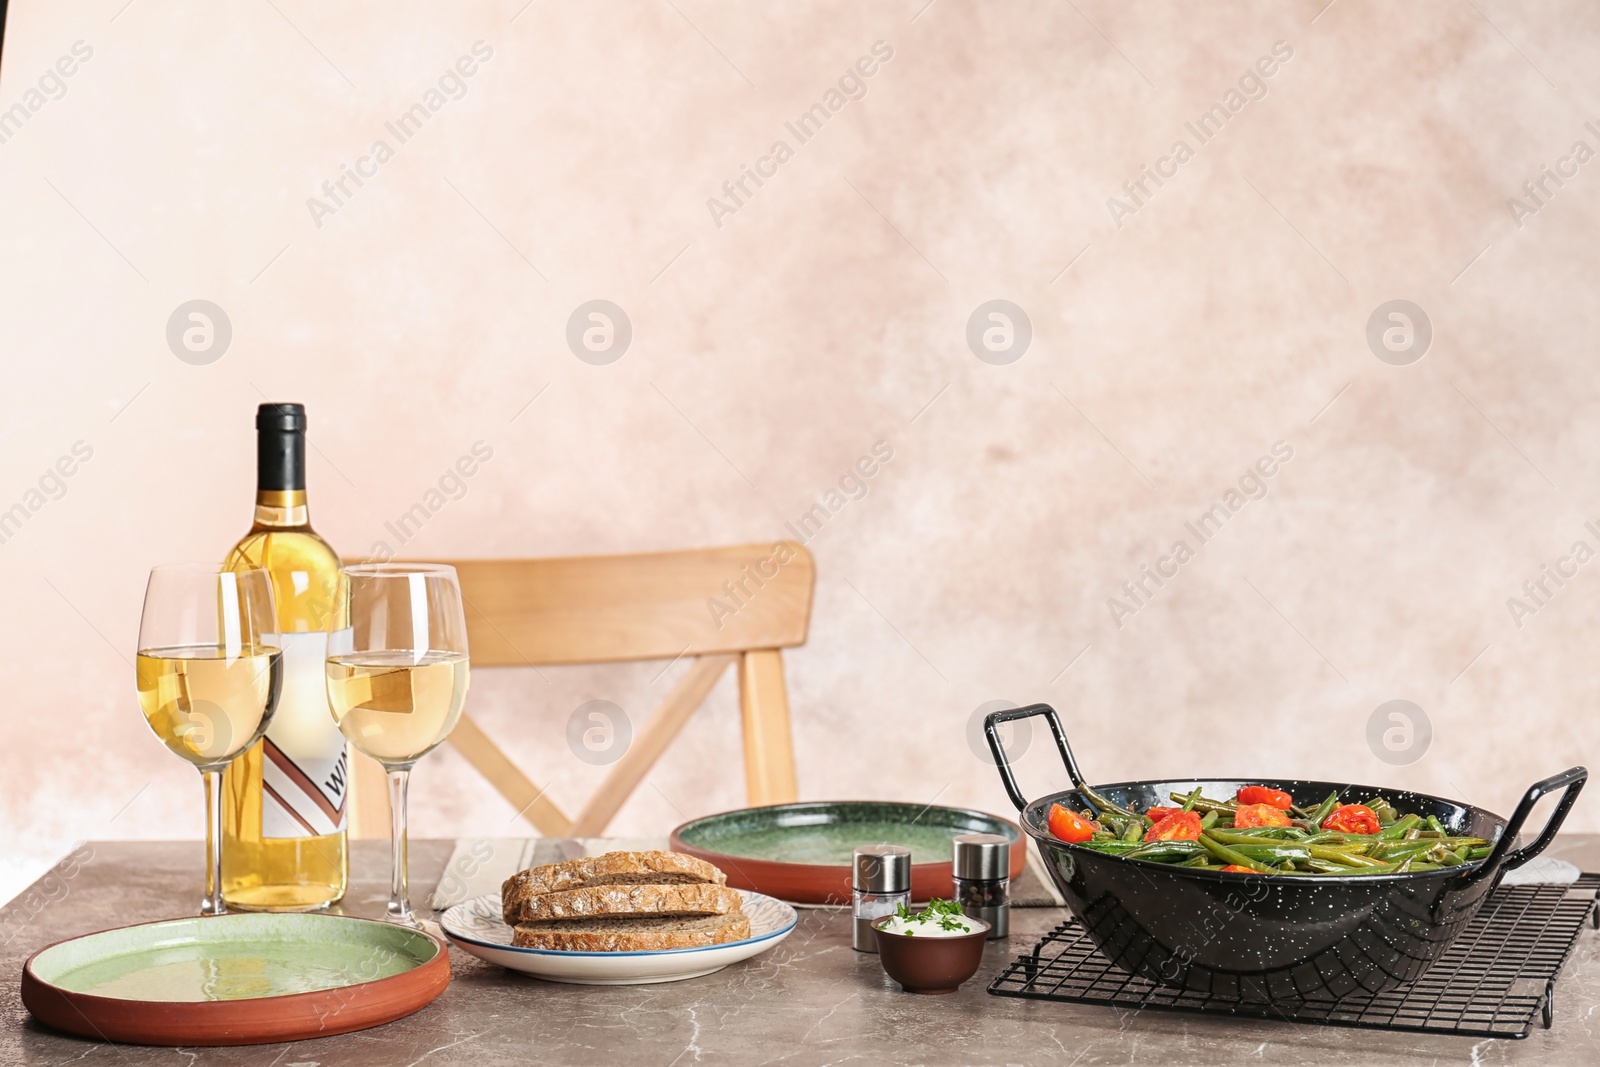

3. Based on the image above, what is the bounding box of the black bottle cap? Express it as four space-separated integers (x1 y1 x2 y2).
256 402 307 492
256 402 306 434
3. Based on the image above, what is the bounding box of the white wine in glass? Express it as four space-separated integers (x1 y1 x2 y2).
327 564 469 926
137 565 282 916
138 646 282 766
326 650 468 764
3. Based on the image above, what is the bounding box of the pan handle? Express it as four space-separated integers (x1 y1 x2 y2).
1462 766 1587 884
984 703 1090 813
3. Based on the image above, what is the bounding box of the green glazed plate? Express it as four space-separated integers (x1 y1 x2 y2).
670 801 1024 904
22 913 450 1046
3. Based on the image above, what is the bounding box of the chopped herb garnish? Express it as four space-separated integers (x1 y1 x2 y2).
891 897 973 932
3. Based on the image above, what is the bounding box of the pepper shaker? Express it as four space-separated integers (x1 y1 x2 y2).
852 845 911 953
952 834 1010 940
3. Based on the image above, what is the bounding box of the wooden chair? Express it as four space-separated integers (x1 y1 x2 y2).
346 542 814 838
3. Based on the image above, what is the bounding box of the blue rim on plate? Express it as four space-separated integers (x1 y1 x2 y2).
440 889 797 958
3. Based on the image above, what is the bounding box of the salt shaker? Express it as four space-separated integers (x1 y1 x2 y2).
953 833 1010 940
852 845 911 953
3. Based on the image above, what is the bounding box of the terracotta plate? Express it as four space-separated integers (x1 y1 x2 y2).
22 913 449 1047
670 801 1025 904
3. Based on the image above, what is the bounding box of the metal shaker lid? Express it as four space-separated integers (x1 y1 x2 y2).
952 833 1010 880
853 845 911 892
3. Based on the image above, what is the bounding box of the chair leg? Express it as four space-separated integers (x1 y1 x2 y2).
449 713 574 836
738 649 798 805
570 654 735 836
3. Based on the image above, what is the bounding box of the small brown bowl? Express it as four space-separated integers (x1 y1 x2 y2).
871 916 991 994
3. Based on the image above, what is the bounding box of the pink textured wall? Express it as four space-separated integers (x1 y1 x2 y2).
1 1 1597 904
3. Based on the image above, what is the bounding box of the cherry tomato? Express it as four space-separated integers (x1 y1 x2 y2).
1144 810 1203 842
1236 785 1294 809
1233 802 1292 829
1047 803 1097 844
1220 864 1256 873
1322 804 1382 835
1145 807 1183 824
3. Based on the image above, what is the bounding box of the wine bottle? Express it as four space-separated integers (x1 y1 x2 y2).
220 403 349 910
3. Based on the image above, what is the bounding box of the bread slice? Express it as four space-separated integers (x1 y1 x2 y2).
512 911 751 952
508 882 744 924
501 851 726 924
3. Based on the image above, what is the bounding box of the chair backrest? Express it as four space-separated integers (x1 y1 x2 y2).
346 541 814 838
449 542 814 665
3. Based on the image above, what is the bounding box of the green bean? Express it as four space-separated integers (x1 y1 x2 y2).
1075 838 1139 857
1076 840 1146 854
1207 828 1302 845
1425 815 1447 835
1199 810 1218 829
1366 834 1486 857
1306 791 1340 827
1199 833 1274 872
1227 843 1312 864
1409 834 1490 847
1191 799 1237 814
1122 818 1144 843
1307 845 1387 868
1372 841 1435 861
1379 814 1421 840
1081 785 1142 822
1124 840 1205 862
1179 787 1203 813
1222 826 1308 839
1360 797 1398 824
1167 791 1235 814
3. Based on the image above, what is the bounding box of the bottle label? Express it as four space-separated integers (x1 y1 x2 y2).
261 630 348 838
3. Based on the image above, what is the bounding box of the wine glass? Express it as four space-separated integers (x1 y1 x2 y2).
137 565 282 916
326 563 469 926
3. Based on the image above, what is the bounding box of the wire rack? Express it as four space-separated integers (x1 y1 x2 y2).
989 875 1600 1039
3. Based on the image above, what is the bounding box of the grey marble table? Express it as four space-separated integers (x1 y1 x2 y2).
4 837 1599 1066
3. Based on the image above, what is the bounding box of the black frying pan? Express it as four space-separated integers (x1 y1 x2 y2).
986 703 1586 1000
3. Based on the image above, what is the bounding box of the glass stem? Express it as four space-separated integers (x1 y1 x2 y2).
386 766 415 925
201 767 227 916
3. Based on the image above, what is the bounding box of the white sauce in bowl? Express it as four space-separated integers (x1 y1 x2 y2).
876 913 982 938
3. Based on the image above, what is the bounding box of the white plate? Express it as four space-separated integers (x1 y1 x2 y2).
439 889 798 985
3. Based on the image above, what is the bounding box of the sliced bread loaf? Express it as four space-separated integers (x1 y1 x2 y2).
512 910 751 951
501 851 726 923
507 882 744 924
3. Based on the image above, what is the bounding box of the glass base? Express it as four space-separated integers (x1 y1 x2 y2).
224 886 338 913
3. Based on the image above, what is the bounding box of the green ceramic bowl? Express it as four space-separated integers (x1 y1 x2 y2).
670 801 1025 903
